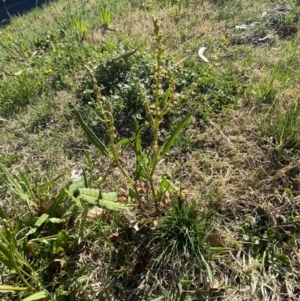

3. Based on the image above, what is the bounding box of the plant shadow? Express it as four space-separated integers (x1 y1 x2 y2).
0 0 57 26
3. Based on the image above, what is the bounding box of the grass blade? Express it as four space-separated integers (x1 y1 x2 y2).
37 175 63 195
200 253 213 282
0 163 29 203
79 188 101 205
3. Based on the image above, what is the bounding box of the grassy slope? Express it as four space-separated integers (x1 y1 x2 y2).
1 0 300 300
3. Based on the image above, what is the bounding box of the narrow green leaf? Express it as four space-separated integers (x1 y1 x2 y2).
26 214 49 237
0 206 8 219
22 291 48 301
34 213 49 227
75 109 111 157
134 121 145 179
69 175 87 196
18 170 31 194
0 285 28 292
0 241 14 270
129 188 137 200
116 137 135 146
37 175 63 196
53 230 70 255
76 262 90 278
200 253 213 282
209 247 234 253
161 85 172 108
84 151 93 168
83 170 89 188
54 181 71 204
161 114 191 156
49 217 64 223
26 227 37 237
0 163 29 202
180 279 193 285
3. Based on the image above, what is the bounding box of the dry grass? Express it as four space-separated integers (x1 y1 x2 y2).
1 0 300 300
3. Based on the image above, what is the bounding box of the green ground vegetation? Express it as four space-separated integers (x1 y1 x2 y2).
1 0 300 300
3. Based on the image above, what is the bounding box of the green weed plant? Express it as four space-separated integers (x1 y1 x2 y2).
76 18 194 210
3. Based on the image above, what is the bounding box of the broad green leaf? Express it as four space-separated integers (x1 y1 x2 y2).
75 110 111 158
41 239 50 245
98 199 132 211
53 230 70 254
101 192 118 202
0 285 28 292
0 241 14 270
0 163 29 202
79 188 131 211
79 189 119 202
161 114 191 156
160 177 176 192
22 291 48 301
79 188 101 205
97 176 105 185
76 262 90 279
18 170 31 194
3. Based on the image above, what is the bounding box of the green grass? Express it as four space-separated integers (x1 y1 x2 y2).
1 0 300 300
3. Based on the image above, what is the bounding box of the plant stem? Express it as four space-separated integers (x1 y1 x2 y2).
84 65 134 185
10 247 34 291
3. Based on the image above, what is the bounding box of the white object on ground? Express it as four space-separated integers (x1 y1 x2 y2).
198 47 210 63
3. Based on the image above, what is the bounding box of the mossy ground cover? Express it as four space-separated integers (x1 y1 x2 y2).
1 0 300 300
